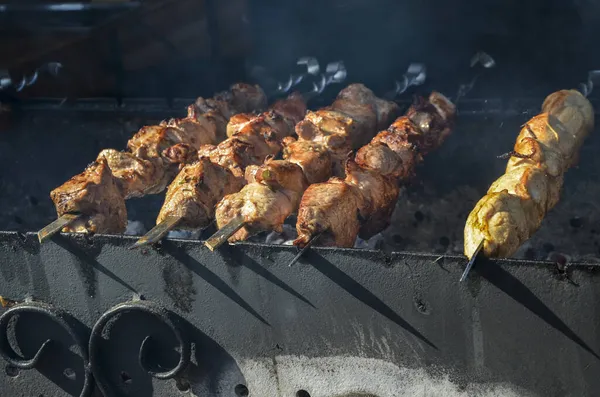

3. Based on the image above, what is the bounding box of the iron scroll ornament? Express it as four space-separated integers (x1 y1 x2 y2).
0 300 94 397
89 299 191 397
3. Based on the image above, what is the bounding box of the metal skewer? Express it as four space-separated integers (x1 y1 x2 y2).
288 232 323 267
204 215 245 251
460 239 484 282
37 213 81 243
129 215 181 249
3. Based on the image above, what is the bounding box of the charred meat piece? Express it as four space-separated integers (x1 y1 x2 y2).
50 158 127 234
155 94 307 233
335 83 400 129
282 137 332 184
344 159 401 240
294 92 456 247
193 83 268 119
294 84 400 177
50 84 267 234
215 159 308 241
464 89 594 259
227 92 307 139
204 133 280 178
227 113 256 137
98 143 196 198
156 158 244 230
294 179 364 248
202 93 308 177
211 84 399 244
96 149 164 198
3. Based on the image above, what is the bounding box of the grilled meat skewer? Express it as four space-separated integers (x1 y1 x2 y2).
155 93 307 232
294 92 456 248
212 85 400 243
159 85 397 243
49 84 268 235
464 90 594 259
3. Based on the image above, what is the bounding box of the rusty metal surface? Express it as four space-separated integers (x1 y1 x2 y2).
0 231 599 396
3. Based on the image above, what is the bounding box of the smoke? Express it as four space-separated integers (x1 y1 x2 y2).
247 0 591 100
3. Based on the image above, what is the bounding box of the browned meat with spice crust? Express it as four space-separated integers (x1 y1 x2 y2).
156 158 244 230
50 158 127 234
295 92 456 247
294 179 363 248
50 83 267 234
215 159 308 241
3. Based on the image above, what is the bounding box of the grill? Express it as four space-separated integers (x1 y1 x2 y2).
1 1 600 397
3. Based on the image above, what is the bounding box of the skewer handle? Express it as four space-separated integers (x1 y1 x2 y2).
37 213 81 243
130 215 181 249
204 215 246 251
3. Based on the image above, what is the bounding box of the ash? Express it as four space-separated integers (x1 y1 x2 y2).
168 230 202 239
261 224 385 249
124 220 146 236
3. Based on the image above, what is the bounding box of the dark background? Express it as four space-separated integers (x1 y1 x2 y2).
1 0 599 102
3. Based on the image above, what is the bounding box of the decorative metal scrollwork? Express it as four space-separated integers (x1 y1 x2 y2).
0 300 94 397
89 299 191 396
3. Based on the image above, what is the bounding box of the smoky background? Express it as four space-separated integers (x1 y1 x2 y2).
246 0 596 101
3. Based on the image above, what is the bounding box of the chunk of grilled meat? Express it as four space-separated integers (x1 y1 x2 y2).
355 92 455 179
198 123 282 178
50 158 127 234
50 83 267 234
98 142 197 198
196 93 308 177
282 137 332 184
212 84 399 244
295 84 400 177
155 94 307 233
344 159 401 239
295 178 364 248
295 92 456 247
156 158 244 230
215 159 308 241
227 92 306 138
464 90 594 259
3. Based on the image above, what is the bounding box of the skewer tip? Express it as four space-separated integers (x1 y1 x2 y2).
288 232 322 267
460 239 484 282
129 238 150 250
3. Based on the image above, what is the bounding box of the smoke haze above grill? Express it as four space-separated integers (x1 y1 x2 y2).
248 0 594 100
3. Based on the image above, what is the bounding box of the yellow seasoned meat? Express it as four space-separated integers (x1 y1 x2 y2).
464 90 594 259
